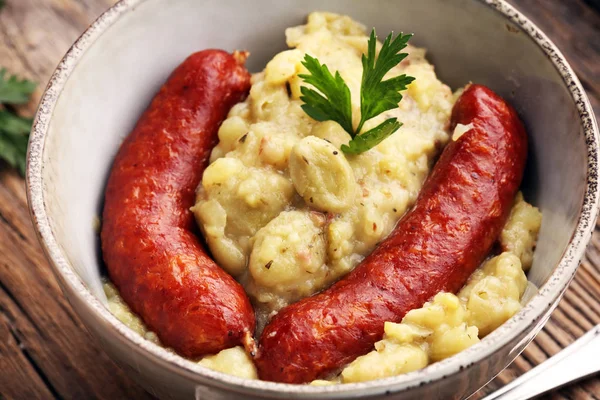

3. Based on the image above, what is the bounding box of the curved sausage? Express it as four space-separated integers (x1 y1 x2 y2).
255 84 528 383
101 50 255 357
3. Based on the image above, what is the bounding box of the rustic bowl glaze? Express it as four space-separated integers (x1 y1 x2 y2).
26 0 599 399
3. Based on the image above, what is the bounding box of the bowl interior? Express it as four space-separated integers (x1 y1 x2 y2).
36 0 588 392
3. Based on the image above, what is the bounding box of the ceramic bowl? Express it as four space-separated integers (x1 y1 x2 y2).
26 0 599 399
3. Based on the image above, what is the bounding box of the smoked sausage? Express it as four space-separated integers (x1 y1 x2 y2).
101 50 255 357
255 84 528 383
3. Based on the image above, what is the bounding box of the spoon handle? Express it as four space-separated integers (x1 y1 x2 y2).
482 324 600 400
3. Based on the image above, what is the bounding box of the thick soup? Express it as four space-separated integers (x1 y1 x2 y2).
104 12 542 384
192 12 456 327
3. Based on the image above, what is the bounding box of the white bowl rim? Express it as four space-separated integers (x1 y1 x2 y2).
26 0 600 397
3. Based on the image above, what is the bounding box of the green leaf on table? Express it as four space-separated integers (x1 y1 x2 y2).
0 68 37 104
0 110 32 175
0 68 37 176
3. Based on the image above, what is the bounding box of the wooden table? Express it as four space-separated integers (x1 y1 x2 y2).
0 1 598 399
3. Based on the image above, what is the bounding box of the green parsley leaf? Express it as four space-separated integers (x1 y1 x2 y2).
0 110 32 175
357 30 414 133
0 0 5 10
298 54 353 135
298 29 414 154
0 68 37 104
341 118 401 155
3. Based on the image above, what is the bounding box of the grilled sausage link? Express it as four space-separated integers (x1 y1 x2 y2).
101 50 255 357
255 84 528 383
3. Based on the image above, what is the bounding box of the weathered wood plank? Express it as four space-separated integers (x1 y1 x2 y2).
0 170 154 400
0 294 56 400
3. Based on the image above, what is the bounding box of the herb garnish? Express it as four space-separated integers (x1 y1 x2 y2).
299 29 414 154
0 68 37 175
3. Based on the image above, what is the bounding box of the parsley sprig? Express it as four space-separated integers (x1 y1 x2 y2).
298 55 353 136
0 68 37 176
299 29 414 154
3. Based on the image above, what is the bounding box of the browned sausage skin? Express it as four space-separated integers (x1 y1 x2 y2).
101 50 255 358
255 84 528 383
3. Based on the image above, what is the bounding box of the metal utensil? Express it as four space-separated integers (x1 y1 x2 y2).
482 324 600 400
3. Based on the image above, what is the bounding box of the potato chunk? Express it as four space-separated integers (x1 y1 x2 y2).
459 252 527 336
265 49 304 85
199 347 258 380
500 192 542 270
193 157 294 276
249 211 326 293
341 343 428 383
310 121 353 149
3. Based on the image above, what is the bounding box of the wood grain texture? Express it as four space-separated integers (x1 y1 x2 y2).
0 1 153 399
0 0 598 399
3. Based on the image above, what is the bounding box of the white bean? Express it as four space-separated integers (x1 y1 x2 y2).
289 136 356 213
